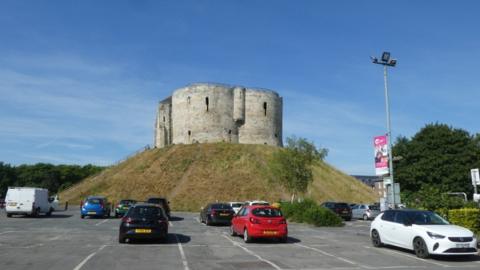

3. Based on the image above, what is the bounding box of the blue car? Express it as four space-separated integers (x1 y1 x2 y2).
81 196 111 219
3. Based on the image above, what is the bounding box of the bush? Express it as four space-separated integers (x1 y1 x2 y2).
279 199 343 227
448 208 480 234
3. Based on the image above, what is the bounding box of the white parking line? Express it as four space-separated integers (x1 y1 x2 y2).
175 234 190 270
0 230 18 235
222 234 282 270
94 219 109 226
295 243 358 266
73 245 106 270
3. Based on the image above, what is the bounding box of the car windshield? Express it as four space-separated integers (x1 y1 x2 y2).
368 204 380 210
252 207 283 217
251 202 269 206
148 198 166 205
120 200 135 205
409 211 449 225
87 198 103 204
211 204 232 210
335 203 349 208
128 206 164 218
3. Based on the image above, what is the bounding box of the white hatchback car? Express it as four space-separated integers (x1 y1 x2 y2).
370 209 478 258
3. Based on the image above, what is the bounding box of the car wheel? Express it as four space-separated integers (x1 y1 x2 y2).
371 229 383 247
46 208 53 217
119 235 126 244
32 208 40 217
6 213 12 218
230 225 237 236
243 228 252 243
81 214 84 219
206 216 212 226
363 214 368 221
413 237 430 259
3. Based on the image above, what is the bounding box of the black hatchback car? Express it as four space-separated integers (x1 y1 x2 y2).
119 203 169 243
321 201 352 221
200 203 235 225
146 197 171 218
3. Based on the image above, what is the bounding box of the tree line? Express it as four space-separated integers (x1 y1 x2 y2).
0 162 105 197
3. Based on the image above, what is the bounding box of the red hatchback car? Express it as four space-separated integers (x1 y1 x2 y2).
230 205 288 243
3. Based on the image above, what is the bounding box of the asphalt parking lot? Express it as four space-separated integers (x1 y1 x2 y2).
0 209 479 270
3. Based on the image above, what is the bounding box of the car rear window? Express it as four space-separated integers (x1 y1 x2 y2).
335 203 349 208
128 206 165 218
368 205 380 210
87 198 102 204
252 208 283 217
211 204 232 210
120 200 135 205
148 198 166 205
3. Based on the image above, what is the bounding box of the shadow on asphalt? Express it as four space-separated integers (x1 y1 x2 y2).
236 236 301 244
126 233 191 245
169 216 184 221
5 214 73 219
382 245 480 261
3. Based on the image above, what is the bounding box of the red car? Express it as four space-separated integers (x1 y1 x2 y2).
230 205 288 243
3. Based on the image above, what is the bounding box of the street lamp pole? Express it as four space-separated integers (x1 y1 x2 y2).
372 52 397 208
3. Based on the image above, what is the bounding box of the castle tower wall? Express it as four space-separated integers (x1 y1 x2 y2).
239 89 283 146
155 83 282 148
171 84 239 144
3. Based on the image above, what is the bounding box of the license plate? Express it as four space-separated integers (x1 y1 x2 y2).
87 212 96 215
456 243 470 248
263 230 277 235
8 202 17 206
219 213 229 216
342 211 348 214
135 229 151 233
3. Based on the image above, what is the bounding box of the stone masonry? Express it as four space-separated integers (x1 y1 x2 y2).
154 83 283 148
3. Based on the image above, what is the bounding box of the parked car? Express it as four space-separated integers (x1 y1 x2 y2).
370 209 478 258
352 204 380 220
228 201 244 214
81 196 111 219
244 200 270 206
230 205 288 243
146 197 171 218
200 203 235 225
115 199 137 218
5 187 54 217
321 201 352 221
119 203 169 243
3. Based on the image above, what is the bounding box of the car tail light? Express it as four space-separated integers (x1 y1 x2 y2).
122 217 132 223
279 219 287 224
249 217 261 224
211 209 216 216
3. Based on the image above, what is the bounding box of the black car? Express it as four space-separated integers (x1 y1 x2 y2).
119 203 169 243
200 203 235 225
321 201 352 221
146 197 171 218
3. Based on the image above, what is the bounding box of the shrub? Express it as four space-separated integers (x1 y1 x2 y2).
448 208 480 234
279 199 343 226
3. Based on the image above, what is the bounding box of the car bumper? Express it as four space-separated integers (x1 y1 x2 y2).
81 210 107 216
247 225 288 238
210 216 233 224
428 238 478 255
120 228 168 240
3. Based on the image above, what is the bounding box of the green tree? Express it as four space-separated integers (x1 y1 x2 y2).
393 123 480 198
269 136 328 201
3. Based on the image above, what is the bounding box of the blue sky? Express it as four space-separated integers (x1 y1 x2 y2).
1 1 479 175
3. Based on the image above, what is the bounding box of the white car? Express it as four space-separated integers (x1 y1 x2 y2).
370 209 478 258
228 202 244 214
244 200 270 206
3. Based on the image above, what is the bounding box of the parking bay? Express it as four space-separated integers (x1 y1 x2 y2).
0 210 479 270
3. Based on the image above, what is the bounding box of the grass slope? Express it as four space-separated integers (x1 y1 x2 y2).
60 143 378 211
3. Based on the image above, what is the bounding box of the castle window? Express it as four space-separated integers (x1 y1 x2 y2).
188 130 191 136
263 102 267 116
206 97 209 112
228 130 232 135
274 133 278 138
163 116 165 122
187 96 191 105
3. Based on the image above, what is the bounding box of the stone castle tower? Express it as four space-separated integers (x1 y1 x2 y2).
154 83 283 148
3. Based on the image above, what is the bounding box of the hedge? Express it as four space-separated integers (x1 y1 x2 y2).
279 199 343 227
448 208 480 234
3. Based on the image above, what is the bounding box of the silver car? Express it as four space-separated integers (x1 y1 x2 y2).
352 204 380 220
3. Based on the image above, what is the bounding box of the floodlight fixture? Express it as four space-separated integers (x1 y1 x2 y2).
388 59 397 67
381 52 391 62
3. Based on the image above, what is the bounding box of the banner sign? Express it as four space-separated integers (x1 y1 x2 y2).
374 135 389 176
471 168 480 186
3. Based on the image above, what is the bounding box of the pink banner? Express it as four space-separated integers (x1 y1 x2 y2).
374 135 389 176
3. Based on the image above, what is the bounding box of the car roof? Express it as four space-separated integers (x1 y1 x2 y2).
87 196 106 199
385 209 430 213
147 197 167 200
132 203 162 208
245 205 276 210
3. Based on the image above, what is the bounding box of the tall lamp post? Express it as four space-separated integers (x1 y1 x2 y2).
372 52 397 208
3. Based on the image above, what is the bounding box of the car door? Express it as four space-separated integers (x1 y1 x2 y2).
232 207 245 233
390 211 415 249
351 205 359 219
378 210 396 245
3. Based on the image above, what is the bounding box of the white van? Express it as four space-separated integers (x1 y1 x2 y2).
5 187 54 217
